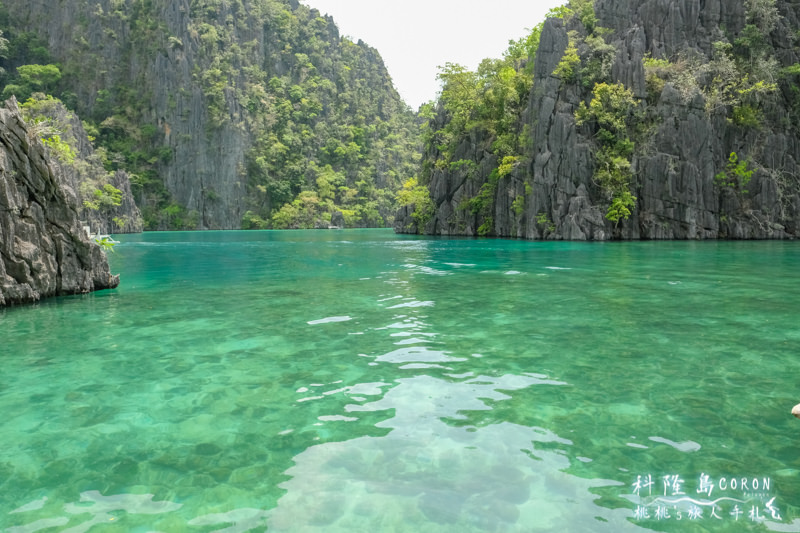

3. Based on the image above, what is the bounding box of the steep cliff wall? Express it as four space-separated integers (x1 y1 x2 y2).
19 95 143 234
400 0 800 240
0 0 418 230
0 98 119 306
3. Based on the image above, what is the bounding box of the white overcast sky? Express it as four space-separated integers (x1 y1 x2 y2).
305 0 566 110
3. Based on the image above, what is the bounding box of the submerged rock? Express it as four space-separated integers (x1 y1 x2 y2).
0 97 119 306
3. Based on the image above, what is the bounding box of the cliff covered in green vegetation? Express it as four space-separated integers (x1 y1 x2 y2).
0 98 119 306
18 95 144 234
397 0 800 239
0 0 419 230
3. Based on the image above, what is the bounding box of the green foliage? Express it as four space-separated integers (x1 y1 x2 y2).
112 215 134 232
427 9 565 167
434 62 480 160
715 152 754 194
271 191 325 229
642 54 680 102
553 33 580 82
2 63 61 101
146 202 198 230
638 7 779 128
84 184 123 211
236 3 420 230
781 63 800 127
642 56 671 69
575 82 638 137
744 0 780 35
168 36 183 50
536 212 556 233
731 104 761 127
607 190 636 223
702 36 777 126
241 210 270 230
396 177 434 229
503 5 570 77
735 24 767 58
579 33 615 88
477 217 494 236
21 95 79 166
575 82 639 222
569 0 598 34
511 194 525 217
412 0 788 236
548 5 575 20
94 235 117 253
781 64 800 77
19 94 136 228
496 155 518 178
422 4 604 235
550 2 613 88
0 29 7 77
449 159 478 173
42 135 76 164
468 168 501 221
13 34 50 63
18 63 60 86
0 29 6 53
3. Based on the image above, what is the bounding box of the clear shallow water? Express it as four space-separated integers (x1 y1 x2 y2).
1 229 799 532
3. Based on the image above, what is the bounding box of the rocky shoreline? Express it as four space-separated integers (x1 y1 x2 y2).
0 98 119 306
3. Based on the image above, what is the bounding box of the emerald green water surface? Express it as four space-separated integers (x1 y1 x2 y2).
2 229 799 532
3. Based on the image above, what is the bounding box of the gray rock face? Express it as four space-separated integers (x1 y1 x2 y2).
0 0 260 229
400 0 800 240
25 97 144 234
2 0 413 230
0 98 119 306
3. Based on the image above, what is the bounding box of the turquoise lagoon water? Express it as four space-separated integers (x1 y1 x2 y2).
1 229 799 532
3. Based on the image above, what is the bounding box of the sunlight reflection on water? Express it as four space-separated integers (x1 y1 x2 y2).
3 231 799 532
266 374 638 533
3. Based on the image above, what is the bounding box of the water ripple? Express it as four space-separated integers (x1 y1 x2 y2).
307 316 353 325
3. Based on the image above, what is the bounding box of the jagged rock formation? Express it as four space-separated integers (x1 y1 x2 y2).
0 0 419 230
20 96 143 234
0 98 119 306
399 0 800 240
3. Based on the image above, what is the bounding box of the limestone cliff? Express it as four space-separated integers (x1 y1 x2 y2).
399 0 800 240
19 96 143 234
0 0 419 230
0 98 119 306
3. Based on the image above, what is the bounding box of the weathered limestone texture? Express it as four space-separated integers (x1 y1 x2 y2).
398 0 800 240
21 96 143 234
0 98 119 306
53 100 143 234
